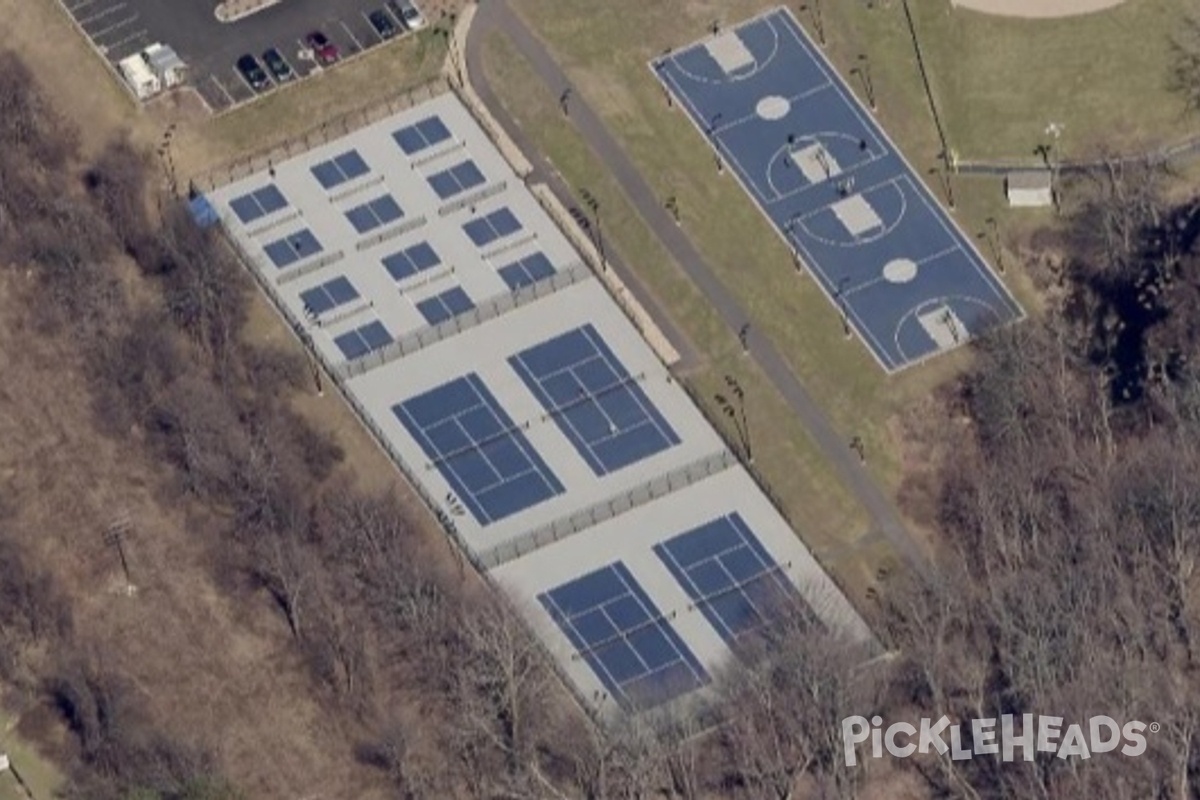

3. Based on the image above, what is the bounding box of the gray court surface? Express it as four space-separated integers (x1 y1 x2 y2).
59 0 418 112
654 7 1024 372
208 91 873 715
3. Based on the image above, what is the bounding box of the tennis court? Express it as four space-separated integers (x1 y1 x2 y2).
539 561 710 710
654 512 809 647
393 373 566 525
509 324 681 477
653 7 1024 372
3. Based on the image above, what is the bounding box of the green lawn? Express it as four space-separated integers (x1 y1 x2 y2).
913 0 1197 162
0 707 65 800
481 34 893 592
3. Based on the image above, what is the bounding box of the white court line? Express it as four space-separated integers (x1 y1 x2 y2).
77 2 125 26
652 47 892 370
777 7 1024 324
763 132 889 205
709 79 834 138
839 244 962 300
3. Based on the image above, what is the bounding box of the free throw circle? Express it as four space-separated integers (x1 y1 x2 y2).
883 258 919 284
756 95 790 121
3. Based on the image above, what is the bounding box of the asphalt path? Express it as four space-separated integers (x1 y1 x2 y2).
463 0 932 577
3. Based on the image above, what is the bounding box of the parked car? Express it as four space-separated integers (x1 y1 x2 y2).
368 9 398 40
388 0 426 31
235 54 270 91
306 31 339 66
261 47 294 82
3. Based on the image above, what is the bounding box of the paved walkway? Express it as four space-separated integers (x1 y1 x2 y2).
463 0 931 577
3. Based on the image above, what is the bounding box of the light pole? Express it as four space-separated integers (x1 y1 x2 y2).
799 1 825 46
851 54 876 111
982 216 1004 274
664 195 680 224
438 12 464 88
580 188 605 269
834 276 852 338
930 157 955 211
716 375 752 463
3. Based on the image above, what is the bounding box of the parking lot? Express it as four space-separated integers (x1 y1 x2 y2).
60 0 446 112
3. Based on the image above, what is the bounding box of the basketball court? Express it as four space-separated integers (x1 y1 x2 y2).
653 7 1025 372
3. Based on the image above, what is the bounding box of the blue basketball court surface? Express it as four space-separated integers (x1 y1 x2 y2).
539 561 710 710
653 7 1023 372
654 512 809 647
394 373 566 526
509 324 681 477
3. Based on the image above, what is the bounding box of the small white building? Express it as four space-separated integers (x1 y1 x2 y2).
1006 170 1054 208
118 52 161 100
143 43 187 88
0 752 10 771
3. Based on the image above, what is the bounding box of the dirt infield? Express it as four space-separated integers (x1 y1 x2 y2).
950 0 1127 17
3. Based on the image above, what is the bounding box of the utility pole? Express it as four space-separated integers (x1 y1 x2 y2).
103 515 136 596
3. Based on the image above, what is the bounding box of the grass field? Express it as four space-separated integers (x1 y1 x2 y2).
913 0 1197 161
0 708 65 800
481 33 900 593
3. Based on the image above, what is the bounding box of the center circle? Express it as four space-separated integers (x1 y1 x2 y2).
756 95 790 121
883 258 919 284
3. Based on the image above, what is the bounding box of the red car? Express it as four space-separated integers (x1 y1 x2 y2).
306 31 339 66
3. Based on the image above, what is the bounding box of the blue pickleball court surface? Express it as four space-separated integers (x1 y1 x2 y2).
653 7 1023 372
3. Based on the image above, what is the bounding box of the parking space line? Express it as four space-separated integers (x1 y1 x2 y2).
339 20 363 51
210 74 237 106
77 2 126 26
66 0 95 12
89 14 136 41
104 28 148 56
361 11 384 44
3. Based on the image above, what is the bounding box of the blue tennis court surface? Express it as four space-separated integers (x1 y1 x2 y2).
263 229 323 269
229 184 289 224
654 8 1023 372
654 513 809 646
497 252 557 291
509 324 680 477
393 115 453 155
427 159 487 200
394 373 565 525
539 562 709 709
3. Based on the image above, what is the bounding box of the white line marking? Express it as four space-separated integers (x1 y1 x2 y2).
77 2 125 26
340 20 363 51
